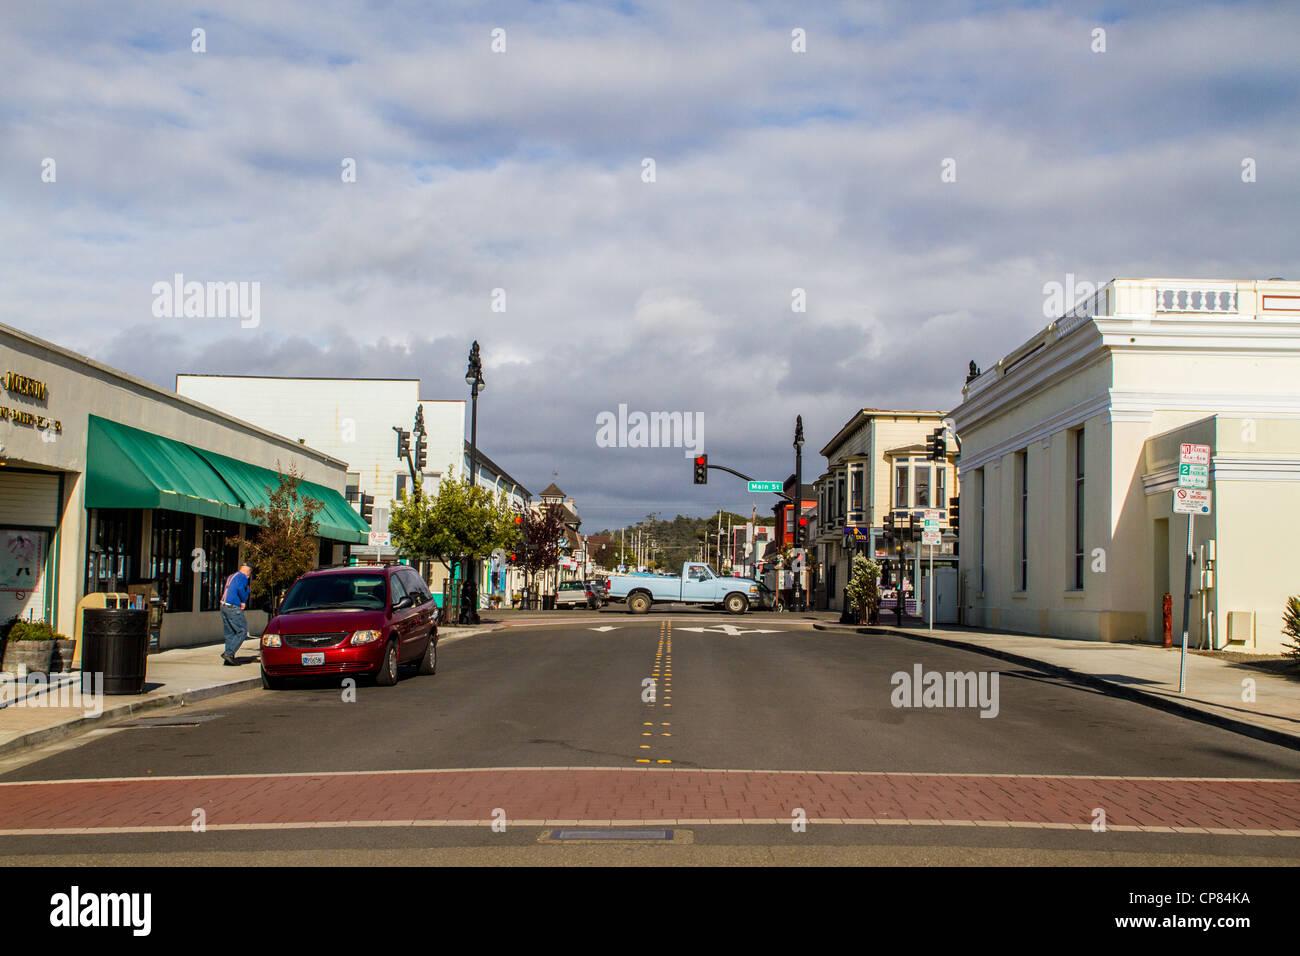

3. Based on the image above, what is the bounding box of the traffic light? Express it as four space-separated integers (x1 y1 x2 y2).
910 513 922 542
926 427 947 461
948 495 960 532
396 428 410 459
414 432 428 470
882 512 894 538
359 492 374 524
693 454 708 484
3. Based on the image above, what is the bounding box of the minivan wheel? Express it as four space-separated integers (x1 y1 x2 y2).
375 639 399 686
417 633 437 675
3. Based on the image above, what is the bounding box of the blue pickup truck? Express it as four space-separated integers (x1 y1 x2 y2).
604 562 761 614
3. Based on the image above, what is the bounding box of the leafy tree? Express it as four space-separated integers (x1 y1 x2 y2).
229 462 324 612
388 472 520 575
844 555 882 625
1283 595 1300 661
519 502 566 593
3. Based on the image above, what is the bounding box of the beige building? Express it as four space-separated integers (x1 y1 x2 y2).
813 410 958 613
0 323 366 655
950 278 1300 652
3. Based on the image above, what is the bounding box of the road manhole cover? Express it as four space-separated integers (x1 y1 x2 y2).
539 828 692 844
117 714 225 728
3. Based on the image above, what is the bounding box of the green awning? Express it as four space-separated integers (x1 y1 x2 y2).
86 416 370 544
86 416 250 522
190 447 370 545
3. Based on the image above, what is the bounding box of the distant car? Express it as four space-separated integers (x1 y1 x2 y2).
259 565 438 689
555 580 600 609
585 579 609 606
751 581 778 611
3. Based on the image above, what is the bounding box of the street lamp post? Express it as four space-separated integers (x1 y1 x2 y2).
793 415 804 613
464 341 485 625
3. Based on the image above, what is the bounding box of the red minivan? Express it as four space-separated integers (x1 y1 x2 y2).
259 565 438 689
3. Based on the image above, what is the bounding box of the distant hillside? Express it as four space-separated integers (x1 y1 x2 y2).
596 511 754 574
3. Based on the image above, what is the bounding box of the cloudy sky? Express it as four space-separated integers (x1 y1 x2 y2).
2 1 1297 529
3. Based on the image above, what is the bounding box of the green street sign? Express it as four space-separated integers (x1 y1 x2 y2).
1178 463 1209 489
748 481 784 493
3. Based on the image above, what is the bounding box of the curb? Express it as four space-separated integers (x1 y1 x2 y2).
812 622 1300 752
0 624 512 758
0 676 263 758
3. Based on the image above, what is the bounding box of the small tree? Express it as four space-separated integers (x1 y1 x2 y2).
388 472 520 577
1283 595 1300 661
844 555 882 625
229 462 324 612
520 503 566 597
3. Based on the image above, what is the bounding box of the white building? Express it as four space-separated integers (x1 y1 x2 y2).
175 376 465 561
950 278 1300 652
1 324 365 653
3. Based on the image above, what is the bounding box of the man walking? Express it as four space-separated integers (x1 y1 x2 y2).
220 563 252 665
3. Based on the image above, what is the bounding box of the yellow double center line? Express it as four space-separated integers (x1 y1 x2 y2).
636 620 673 765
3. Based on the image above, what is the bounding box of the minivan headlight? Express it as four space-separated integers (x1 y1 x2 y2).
261 634 281 647
350 630 382 645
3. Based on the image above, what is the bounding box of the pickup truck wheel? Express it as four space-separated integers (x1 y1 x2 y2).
628 592 652 614
725 593 749 615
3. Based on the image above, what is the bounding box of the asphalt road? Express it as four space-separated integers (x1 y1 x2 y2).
3 616 1300 864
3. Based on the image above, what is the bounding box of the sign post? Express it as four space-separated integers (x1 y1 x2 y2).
1174 444 1212 694
922 510 941 629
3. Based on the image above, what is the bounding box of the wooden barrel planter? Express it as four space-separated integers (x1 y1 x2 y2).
3 640 54 675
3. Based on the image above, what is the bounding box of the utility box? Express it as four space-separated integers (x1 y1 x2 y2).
921 567 960 624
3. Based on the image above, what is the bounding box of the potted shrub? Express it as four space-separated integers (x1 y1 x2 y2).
3 620 56 675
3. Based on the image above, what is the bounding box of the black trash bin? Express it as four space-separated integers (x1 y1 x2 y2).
80 608 150 695
542 594 556 611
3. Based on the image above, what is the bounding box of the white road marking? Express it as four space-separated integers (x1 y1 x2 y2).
589 626 621 632
676 624 784 636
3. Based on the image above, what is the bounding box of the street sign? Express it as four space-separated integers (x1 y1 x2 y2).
1179 443 1211 467
1173 488 1212 515
1178 463 1208 489
748 481 784 493
368 531 391 548
922 530 941 546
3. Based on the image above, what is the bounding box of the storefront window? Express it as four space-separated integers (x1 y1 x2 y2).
151 510 195 612
199 518 241 612
895 462 909 508
85 508 140 596
916 465 931 508
851 464 863 511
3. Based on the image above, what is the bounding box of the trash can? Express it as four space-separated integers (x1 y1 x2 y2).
80 608 150 695
542 594 556 611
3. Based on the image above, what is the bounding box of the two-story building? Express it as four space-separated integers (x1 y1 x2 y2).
812 409 958 613
950 278 1300 652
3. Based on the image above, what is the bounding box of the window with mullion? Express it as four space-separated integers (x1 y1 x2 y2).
1073 429 1085 589
151 510 195 612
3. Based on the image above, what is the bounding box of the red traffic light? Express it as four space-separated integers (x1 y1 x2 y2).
695 457 706 465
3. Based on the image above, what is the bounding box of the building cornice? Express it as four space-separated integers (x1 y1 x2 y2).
956 390 1112 473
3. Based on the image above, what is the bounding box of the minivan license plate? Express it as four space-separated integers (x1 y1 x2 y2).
301 652 325 666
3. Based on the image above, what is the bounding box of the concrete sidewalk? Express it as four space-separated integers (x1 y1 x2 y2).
814 620 1300 749
0 622 505 757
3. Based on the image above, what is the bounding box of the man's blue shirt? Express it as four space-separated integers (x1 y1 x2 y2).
223 572 250 606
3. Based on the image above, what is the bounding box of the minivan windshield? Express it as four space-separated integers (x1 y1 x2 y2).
279 574 387 613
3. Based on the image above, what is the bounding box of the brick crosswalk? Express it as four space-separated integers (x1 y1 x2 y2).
2 767 1299 836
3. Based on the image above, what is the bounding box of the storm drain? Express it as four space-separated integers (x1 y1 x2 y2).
540 828 692 844
117 714 225 728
